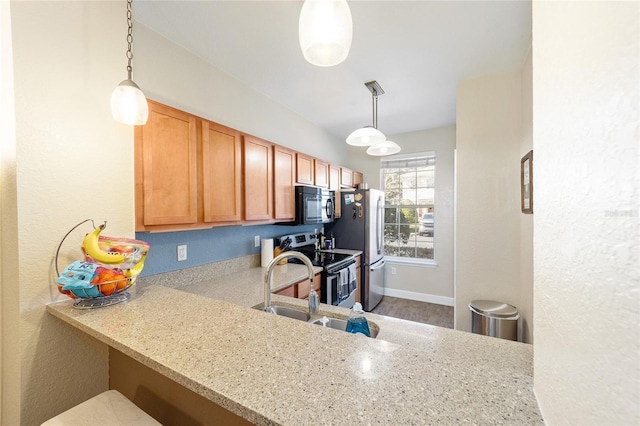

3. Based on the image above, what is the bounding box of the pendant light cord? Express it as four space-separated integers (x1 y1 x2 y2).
125 0 134 80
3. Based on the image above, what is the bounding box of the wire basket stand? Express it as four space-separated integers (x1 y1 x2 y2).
55 219 145 310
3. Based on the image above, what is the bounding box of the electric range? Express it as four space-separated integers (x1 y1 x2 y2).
276 232 357 308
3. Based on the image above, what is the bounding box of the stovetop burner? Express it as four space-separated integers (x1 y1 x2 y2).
287 247 352 268
276 232 354 271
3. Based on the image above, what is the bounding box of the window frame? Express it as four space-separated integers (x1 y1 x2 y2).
380 151 437 267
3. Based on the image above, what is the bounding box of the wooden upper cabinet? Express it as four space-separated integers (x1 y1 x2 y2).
137 100 198 227
243 135 273 221
340 167 354 188
296 153 314 185
273 145 296 221
201 120 242 223
353 171 363 188
134 100 365 231
314 159 329 188
328 164 341 218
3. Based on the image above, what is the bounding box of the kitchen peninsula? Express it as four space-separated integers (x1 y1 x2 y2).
47 260 544 425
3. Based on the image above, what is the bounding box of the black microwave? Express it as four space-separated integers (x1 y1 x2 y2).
295 186 335 225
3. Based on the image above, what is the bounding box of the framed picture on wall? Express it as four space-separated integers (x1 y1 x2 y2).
521 150 533 214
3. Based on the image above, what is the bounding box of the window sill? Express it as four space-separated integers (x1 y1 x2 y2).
383 257 438 268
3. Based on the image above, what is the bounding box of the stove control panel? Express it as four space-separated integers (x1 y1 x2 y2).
279 232 318 249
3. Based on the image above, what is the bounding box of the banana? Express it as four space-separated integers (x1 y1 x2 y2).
125 253 147 279
82 223 126 264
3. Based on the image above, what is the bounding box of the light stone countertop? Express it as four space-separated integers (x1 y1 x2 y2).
47 261 544 425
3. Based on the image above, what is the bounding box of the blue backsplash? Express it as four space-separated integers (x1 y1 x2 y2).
136 223 318 276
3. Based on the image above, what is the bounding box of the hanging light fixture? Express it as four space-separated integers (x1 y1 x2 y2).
299 0 353 67
366 140 401 156
111 0 148 125
346 80 387 147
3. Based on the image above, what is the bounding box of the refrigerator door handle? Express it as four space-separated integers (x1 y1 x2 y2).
370 259 385 272
376 196 383 255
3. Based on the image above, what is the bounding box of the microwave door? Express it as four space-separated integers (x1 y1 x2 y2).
306 194 322 223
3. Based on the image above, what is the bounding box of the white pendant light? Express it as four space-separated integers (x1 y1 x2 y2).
299 0 353 67
366 140 402 156
346 80 387 147
346 126 386 147
111 0 148 125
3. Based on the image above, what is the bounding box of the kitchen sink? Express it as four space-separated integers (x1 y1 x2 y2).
252 304 378 338
253 304 311 321
310 317 379 338
310 317 348 331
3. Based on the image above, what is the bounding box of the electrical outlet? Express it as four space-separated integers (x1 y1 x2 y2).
254 235 260 247
391 267 397 275
177 244 187 261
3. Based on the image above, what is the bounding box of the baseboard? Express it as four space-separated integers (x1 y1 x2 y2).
383 288 454 307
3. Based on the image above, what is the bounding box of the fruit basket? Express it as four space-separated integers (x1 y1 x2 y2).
55 219 150 309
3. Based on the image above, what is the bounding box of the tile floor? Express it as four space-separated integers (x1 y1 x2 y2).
371 296 454 329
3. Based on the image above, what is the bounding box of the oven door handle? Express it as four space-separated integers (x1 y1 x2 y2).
325 258 355 274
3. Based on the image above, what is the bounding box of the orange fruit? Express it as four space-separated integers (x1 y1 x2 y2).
115 274 128 291
100 282 116 296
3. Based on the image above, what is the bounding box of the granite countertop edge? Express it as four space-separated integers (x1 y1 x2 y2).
46 262 544 425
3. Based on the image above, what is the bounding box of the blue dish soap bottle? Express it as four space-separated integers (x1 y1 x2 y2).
346 302 371 337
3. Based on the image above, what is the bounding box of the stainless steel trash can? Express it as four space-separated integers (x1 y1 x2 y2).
469 300 519 341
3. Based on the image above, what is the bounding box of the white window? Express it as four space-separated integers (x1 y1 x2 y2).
381 152 435 262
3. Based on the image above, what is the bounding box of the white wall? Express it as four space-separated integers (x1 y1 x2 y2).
532 1 639 424
455 70 530 339
370 126 456 304
3 2 352 424
8 2 128 424
344 127 456 304
519 50 534 343
135 24 348 165
1 1 20 423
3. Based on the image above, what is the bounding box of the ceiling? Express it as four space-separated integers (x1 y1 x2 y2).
134 0 532 141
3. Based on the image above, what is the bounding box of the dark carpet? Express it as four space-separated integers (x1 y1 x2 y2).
371 296 454 329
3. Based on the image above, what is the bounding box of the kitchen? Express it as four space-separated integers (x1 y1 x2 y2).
2 1 638 426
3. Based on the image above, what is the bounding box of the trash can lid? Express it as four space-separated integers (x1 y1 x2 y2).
469 300 518 318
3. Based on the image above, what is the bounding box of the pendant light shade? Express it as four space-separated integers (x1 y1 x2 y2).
111 78 148 125
111 0 148 125
346 126 386 147
299 0 353 67
347 81 401 156
366 140 402 156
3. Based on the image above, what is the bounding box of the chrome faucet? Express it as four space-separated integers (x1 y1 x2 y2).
264 251 319 315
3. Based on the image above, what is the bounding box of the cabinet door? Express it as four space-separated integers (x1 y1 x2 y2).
328 164 341 218
138 101 198 226
273 145 295 221
340 167 353 188
353 171 363 188
202 121 242 222
275 285 296 297
297 273 322 300
296 153 314 185
314 159 329 188
243 135 273 220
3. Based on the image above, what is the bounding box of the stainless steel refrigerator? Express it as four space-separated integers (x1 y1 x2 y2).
327 188 385 311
